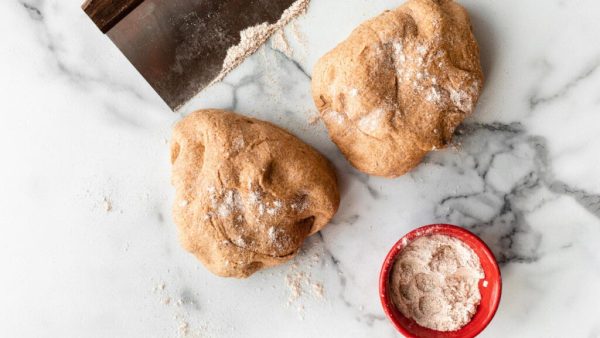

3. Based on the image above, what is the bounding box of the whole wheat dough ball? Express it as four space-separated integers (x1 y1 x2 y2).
170 110 339 278
312 0 483 177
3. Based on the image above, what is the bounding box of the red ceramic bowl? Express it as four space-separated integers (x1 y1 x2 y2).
379 224 501 338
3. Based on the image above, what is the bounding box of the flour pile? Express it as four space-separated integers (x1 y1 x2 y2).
389 234 484 331
211 0 310 85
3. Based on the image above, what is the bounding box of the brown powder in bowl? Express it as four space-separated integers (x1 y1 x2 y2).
389 234 484 332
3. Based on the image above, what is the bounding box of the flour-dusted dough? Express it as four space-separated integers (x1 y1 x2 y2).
312 0 483 177
171 110 339 278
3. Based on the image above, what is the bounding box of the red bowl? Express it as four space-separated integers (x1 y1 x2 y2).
379 224 501 338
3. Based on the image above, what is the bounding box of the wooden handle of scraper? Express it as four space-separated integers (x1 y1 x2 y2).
82 0 144 33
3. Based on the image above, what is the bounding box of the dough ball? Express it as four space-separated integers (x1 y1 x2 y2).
312 0 483 177
170 110 339 278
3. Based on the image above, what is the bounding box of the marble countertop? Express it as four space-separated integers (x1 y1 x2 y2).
2 0 600 337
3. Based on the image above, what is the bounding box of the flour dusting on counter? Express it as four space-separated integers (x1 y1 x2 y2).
283 245 326 319
211 0 310 85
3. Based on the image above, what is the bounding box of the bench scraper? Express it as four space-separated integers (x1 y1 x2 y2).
82 0 297 111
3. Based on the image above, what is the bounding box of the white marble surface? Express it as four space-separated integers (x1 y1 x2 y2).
2 0 600 337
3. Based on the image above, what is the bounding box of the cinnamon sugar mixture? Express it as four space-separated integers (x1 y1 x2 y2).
389 234 484 331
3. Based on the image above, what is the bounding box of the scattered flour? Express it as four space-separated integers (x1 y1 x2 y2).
358 108 386 134
267 200 283 215
151 281 206 337
268 227 277 241
390 40 479 116
211 0 311 85
324 110 346 125
307 113 321 125
232 135 245 151
393 41 406 64
426 87 442 103
291 21 309 56
205 186 245 219
204 184 309 251
312 282 324 299
449 87 474 113
283 244 326 319
271 29 293 58
245 183 293 218
102 196 113 212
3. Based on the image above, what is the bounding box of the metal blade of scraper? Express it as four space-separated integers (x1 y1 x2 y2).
83 0 297 111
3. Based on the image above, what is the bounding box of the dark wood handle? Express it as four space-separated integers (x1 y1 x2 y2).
82 0 144 33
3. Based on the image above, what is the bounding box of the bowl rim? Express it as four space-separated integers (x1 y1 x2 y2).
378 223 502 338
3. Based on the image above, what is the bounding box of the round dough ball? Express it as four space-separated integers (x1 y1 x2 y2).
312 0 483 177
170 110 339 278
